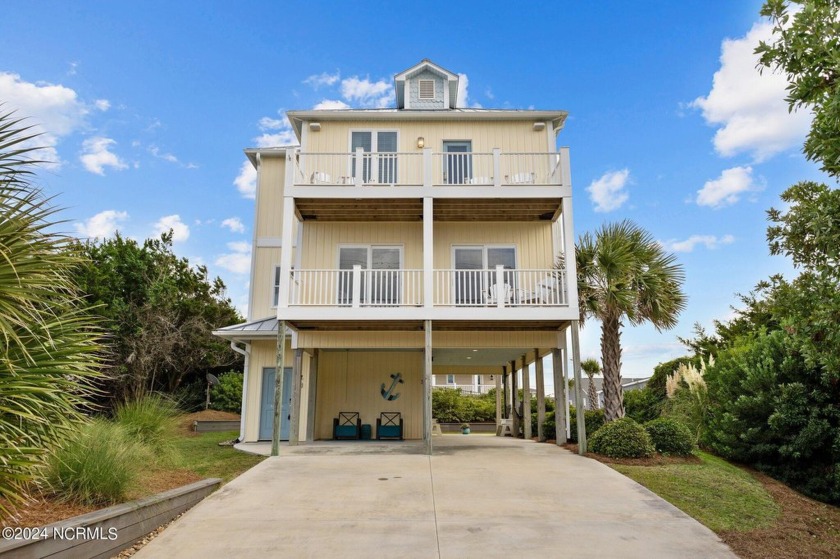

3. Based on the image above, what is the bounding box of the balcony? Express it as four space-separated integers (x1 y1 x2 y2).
289 148 570 191
287 267 567 311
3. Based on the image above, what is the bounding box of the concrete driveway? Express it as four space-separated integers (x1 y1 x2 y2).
134 436 735 558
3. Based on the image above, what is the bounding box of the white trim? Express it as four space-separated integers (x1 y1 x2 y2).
272 264 281 309
247 153 262 321
256 237 283 248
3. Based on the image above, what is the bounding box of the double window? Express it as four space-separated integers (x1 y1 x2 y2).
338 246 402 305
350 131 398 184
453 246 517 305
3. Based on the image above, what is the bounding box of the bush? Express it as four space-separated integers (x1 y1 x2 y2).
210 371 243 413
644 418 694 456
174 379 205 412
114 394 180 459
46 420 145 505
569 406 605 443
590 418 654 458
542 412 556 440
624 388 662 423
432 389 496 423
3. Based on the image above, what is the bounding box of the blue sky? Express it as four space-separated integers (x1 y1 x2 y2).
0 1 827 380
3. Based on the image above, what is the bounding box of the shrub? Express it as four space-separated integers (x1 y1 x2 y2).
174 379 205 412
542 412 556 440
114 394 180 459
569 406 605 443
644 418 694 456
590 418 654 458
624 388 662 423
210 371 243 413
46 420 145 505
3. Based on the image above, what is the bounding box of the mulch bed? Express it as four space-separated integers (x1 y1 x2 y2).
555 441 840 558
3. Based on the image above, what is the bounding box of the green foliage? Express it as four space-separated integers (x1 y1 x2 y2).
590 418 654 458
172 430 264 482
623 388 662 424
756 1 840 178
0 110 104 517
73 232 243 405
647 356 698 400
574 220 686 421
210 372 244 413
431 389 495 423
174 378 206 413
541 412 556 440
704 331 840 504
568 406 605 443
45 420 145 505
644 418 694 456
114 394 181 460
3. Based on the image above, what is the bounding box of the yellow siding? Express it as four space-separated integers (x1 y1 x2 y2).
434 222 555 269
296 330 555 350
314 351 423 440
255 156 285 238
301 223 422 270
243 339 296 442
250 247 279 320
306 120 553 154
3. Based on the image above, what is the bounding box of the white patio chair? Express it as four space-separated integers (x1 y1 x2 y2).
485 283 513 305
506 172 536 185
310 171 332 184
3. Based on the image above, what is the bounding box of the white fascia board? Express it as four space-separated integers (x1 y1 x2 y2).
244 146 296 168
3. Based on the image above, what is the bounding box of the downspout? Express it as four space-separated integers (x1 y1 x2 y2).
230 341 251 443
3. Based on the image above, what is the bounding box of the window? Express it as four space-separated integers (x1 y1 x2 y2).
453 246 517 305
350 131 398 184
338 246 402 305
446 374 455 384
443 141 472 185
272 265 281 307
419 79 435 99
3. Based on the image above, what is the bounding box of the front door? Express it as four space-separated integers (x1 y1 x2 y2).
443 141 472 185
258 367 293 441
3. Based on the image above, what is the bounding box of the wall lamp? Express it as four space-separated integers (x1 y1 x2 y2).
309 122 321 132
533 122 546 132
416 137 425 148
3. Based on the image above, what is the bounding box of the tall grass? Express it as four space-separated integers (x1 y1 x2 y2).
45 420 145 505
114 394 181 462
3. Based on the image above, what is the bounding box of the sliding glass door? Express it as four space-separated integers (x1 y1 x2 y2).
453 246 516 305
338 246 401 305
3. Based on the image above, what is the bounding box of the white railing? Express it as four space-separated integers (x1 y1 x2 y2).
292 149 567 187
289 267 423 307
432 384 497 395
294 150 422 186
434 267 567 307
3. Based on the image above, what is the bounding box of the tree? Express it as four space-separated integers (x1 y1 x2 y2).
576 221 687 422
580 358 601 410
0 110 103 516
74 233 243 405
756 0 840 178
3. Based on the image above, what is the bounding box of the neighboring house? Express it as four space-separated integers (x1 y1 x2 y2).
572 376 648 409
432 372 496 395
213 59 582 446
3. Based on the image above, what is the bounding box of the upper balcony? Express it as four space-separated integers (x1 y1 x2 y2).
286 148 571 201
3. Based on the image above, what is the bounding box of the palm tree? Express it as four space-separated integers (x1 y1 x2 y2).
580 358 601 410
575 221 686 422
0 110 103 517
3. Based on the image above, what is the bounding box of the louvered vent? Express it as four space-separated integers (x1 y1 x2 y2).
419 79 435 99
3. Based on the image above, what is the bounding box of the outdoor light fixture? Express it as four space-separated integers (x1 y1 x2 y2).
416 136 425 148
309 122 321 132
533 122 546 132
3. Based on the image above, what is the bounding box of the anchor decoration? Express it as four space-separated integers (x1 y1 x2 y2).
380 372 404 401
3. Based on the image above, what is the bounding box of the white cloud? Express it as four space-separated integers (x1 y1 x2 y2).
80 137 128 175
221 217 245 233
587 169 630 212
74 210 128 239
153 214 190 243
660 234 735 253
340 76 393 108
94 99 110 111
304 71 340 89
456 73 482 109
691 20 812 161
696 166 761 208
148 144 178 163
215 241 252 275
258 116 286 130
0 72 91 167
313 99 350 110
234 160 256 199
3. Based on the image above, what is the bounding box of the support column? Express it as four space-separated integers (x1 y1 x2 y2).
535 349 546 442
522 354 532 440
271 321 287 456
510 359 519 437
306 349 318 442
502 365 509 418
423 198 433 309
424 320 433 455
495 369 502 427
552 347 567 446
288 348 303 446
571 321 587 454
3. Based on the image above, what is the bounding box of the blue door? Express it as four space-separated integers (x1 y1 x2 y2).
259 367 293 441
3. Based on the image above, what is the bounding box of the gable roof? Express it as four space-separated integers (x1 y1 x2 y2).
394 59 459 109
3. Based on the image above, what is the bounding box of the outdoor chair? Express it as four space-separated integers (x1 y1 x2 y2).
376 411 403 440
333 411 361 440
484 283 513 306
310 171 332 184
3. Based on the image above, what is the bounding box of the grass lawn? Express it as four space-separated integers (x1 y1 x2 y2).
171 431 264 482
611 451 778 532
604 450 840 558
